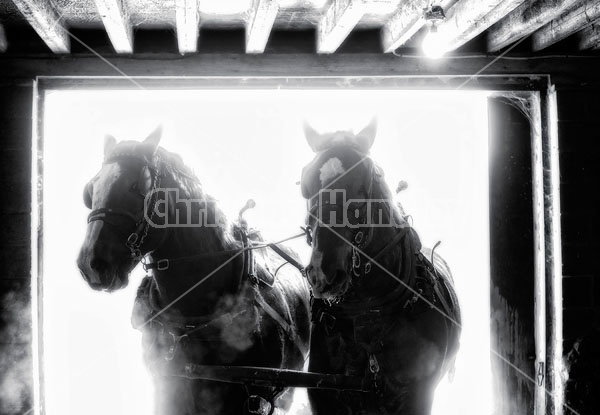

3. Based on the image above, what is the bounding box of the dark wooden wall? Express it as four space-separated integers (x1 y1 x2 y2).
557 85 600 414
488 96 535 415
0 79 34 414
0 55 598 415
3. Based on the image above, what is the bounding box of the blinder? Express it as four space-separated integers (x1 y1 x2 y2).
138 165 153 194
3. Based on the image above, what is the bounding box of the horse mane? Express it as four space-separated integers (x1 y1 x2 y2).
155 146 237 248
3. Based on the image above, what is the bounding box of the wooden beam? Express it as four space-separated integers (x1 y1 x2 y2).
440 0 527 52
11 0 70 53
4 53 600 87
317 0 366 54
246 0 279 54
381 0 428 53
532 1 600 51
175 0 200 54
94 0 133 53
487 0 582 52
0 25 6 53
579 20 600 50
382 0 459 53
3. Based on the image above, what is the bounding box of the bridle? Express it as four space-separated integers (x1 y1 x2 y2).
86 153 166 262
304 156 384 278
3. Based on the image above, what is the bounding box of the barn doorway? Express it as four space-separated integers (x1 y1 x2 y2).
39 86 492 415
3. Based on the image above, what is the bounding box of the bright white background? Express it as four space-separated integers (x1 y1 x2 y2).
42 88 491 415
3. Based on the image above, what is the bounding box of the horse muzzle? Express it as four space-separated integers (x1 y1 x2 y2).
77 251 128 292
306 265 349 299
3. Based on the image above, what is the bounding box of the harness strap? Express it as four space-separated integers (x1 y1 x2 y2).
363 226 412 272
254 289 308 357
143 232 306 273
416 253 457 319
267 243 306 276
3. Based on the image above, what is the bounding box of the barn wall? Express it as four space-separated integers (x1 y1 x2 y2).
0 79 34 415
0 55 598 415
488 97 536 415
556 85 600 414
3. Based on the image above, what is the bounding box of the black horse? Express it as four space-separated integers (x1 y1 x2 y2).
300 121 461 414
77 127 311 415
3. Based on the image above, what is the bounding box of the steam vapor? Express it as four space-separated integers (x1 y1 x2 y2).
0 290 33 414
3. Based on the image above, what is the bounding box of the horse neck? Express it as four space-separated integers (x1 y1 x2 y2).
149 172 241 316
348 184 412 303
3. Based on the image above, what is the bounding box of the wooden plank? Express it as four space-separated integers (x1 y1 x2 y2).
529 92 547 415
381 0 429 53
317 0 366 54
440 0 527 52
11 0 70 53
579 20 600 50
487 0 582 52
246 0 279 53
0 24 6 52
175 0 200 54
94 0 133 54
532 1 600 51
2 54 600 88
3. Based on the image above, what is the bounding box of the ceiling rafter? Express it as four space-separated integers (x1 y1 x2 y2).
318 0 366 54
381 0 429 53
487 0 582 52
11 0 70 53
579 20 600 50
175 0 200 54
532 1 600 51
94 0 133 53
440 0 526 52
246 0 279 53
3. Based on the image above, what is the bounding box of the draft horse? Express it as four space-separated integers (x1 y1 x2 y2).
77 127 311 415
300 121 461 415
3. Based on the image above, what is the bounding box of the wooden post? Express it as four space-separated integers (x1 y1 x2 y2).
530 92 547 415
541 85 564 415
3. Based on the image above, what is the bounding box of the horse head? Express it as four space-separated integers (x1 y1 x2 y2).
77 126 164 291
301 119 404 300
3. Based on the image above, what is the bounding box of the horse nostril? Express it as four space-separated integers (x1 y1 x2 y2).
90 258 108 273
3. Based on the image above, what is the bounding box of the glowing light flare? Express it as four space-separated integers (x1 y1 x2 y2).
422 24 448 59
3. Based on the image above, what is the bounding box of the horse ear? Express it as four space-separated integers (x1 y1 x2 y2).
303 122 324 153
104 135 117 157
355 118 377 153
142 125 162 155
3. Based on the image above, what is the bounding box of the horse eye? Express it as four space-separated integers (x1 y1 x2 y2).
131 183 138 192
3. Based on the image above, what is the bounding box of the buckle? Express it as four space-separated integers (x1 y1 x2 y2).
126 232 139 247
318 311 337 334
156 259 170 271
